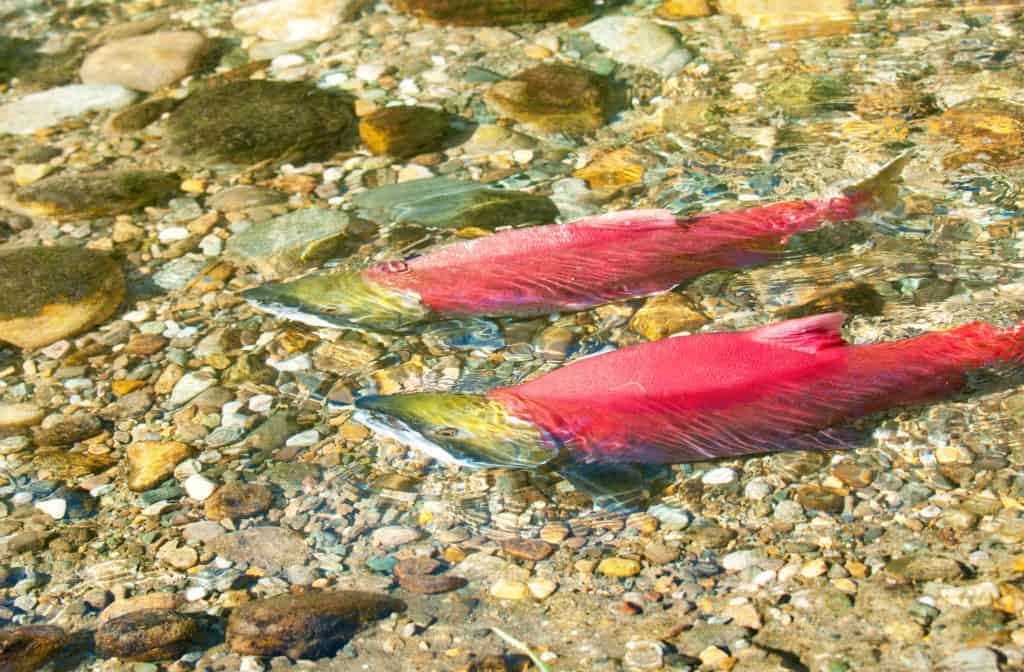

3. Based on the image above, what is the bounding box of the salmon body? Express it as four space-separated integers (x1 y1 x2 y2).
488 312 1024 463
243 156 907 331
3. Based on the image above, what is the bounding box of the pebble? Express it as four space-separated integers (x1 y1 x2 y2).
227 590 404 658
169 373 216 406
243 0 366 41
398 573 467 595
34 498 66 520
207 526 310 571
490 577 530 600
744 479 773 500
630 293 709 340
702 467 737 485
80 31 209 92
126 441 193 491
501 537 555 562
623 640 665 670
205 482 273 520
0 402 44 430
100 594 183 624
16 169 179 219
358 105 454 159
0 84 137 135
598 557 641 578
528 578 558 600
723 550 762 572
225 208 351 278
371 525 422 548
581 16 692 74
157 543 199 571
183 474 216 501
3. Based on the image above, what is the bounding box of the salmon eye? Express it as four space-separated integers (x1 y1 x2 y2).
435 426 459 438
379 260 409 273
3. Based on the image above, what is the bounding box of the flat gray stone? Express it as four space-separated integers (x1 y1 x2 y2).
0 84 137 135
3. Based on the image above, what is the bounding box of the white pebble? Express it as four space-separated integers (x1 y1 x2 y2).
35 498 66 520
184 474 216 501
285 429 320 448
158 226 191 243
200 234 223 256
248 394 274 413
271 53 305 70
269 354 311 372
702 467 737 485
11 492 32 505
355 63 386 82
184 586 208 602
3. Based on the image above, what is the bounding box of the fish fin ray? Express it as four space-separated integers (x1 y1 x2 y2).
842 151 912 213
556 462 673 513
750 312 849 353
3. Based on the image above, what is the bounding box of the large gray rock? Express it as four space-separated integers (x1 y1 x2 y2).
80 31 210 92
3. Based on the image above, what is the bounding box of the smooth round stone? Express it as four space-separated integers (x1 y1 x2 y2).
80 31 210 92
581 16 692 74
233 0 358 42
598 557 642 577
285 429 320 448
208 185 287 212
371 526 422 548
34 498 66 520
183 474 216 501
0 84 137 135
0 402 45 430
204 482 273 521
744 479 773 500
0 247 125 350
702 467 737 485
169 373 216 406
490 578 529 600
390 0 596 25
0 625 68 672
358 105 454 159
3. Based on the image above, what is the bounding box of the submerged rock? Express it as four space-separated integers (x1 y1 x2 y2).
126 440 193 491
0 247 124 350
227 590 404 658
15 169 179 219
163 80 356 165
391 0 597 25
226 208 353 278
485 63 619 136
0 84 137 135
232 0 366 42
0 625 68 672
206 526 310 571
80 31 210 92
95 609 198 662
581 16 692 74
629 293 709 340
358 105 458 158
930 98 1024 167
353 176 558 231
104 96 181 135
718 0 853 30
204 482 273 520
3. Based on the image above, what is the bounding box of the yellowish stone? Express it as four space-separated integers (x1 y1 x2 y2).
656 0 712 19
598 557 641 578
718 0 852 29
126 440 193 491
112 380 146 396
573 147 648 193
528 578 557 600
180 178 207 193
490 577 530 600
629 293 710 340
800 558 828 578
698 646 733 668
833 578 858 594
0 402 45 430
13 163 55 186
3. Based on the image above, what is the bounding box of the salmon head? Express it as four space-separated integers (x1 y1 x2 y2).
353 392 556 468
241 269 429 331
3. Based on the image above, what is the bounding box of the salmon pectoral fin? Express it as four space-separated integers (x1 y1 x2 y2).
556 461 674 513
750 312 849 353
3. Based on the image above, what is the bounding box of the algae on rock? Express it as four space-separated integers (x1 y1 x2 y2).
163 80 356 165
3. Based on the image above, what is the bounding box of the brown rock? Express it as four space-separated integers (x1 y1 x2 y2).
398 573 467 594
204 482 273 521
15 170 179 219
391 0 596 25
830 461 873 488
99 593 183 624
0 625 68 672
95 609 197 662
629 293 709 340
33 413 102 446
795 485 844 513
124 333 168 355
359 105 454 159
0 247 125 350
657 0 712 19
80 31 210 92
500 537 555 562
227 590 404 658
929 98 1024 168
206 526 310 571
393 557 441 580
126 441 192 491
485 63 618 136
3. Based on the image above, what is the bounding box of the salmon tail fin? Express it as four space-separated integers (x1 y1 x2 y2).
921 320 1024 372
841 151 913 215
556 461 674 513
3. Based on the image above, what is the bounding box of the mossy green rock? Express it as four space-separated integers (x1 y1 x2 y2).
484 63 618 136
225 208 354 278
353 176 559 231
15 169 179 219
762 72 852 113
0 247 125 350
163 80 356 165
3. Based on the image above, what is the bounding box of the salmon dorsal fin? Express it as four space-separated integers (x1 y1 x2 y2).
749 313 848 353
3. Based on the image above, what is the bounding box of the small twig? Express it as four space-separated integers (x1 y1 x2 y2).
491 627 553 672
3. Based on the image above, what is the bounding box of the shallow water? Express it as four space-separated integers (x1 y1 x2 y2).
1 1 1024 671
